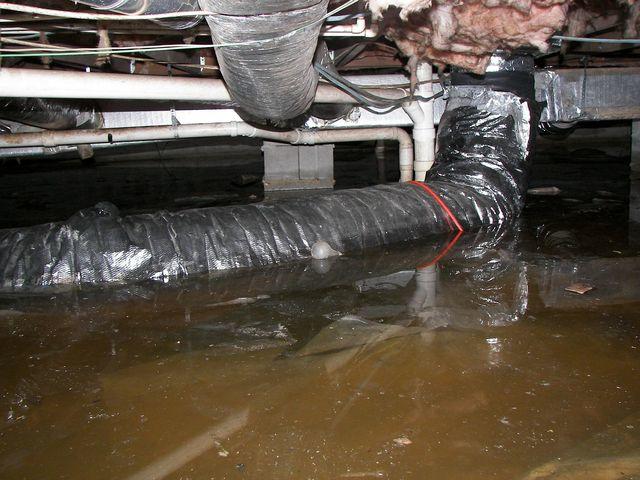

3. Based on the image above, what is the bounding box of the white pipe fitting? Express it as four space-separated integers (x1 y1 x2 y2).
0 122 414 179
402 62 436 182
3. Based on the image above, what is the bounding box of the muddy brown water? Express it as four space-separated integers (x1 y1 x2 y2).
1 142 639 479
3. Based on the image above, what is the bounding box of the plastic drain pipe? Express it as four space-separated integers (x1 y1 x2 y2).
0 122 413 172
0 68 402 104
403 62 436 182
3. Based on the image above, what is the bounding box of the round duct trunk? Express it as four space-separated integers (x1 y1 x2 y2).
201 0 329 123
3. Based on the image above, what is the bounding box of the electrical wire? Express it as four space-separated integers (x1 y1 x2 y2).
0 37 219 70
0 2 212 21
0 37 66 50
0 43 218 58
315 62 444 109
318 78 441 89
0 38 206 52
553 35 640 44
0 0 360 58
0 0 357 23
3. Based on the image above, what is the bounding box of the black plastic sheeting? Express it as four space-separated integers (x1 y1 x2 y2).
0 97 103 131
0 85 533 290
200 0 328 123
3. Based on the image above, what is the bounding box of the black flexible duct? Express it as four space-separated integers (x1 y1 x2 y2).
70 0 202 29
0 76 536 289
199 0 329 124
0 98 103 130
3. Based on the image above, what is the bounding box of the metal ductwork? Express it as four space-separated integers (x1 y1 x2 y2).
0 98 103 130
72 0 329 124
199 0 329 124
69 0 202 29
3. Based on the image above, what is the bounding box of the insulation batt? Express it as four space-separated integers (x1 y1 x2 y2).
369 0 637 72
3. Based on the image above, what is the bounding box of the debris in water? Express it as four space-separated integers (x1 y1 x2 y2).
596 190 617 198
521 412 640 479
393 436 412 446
528 186 561 196
216 445 230 457
232 174 261 187
340 472 385 478
565 283 594 295
207 295 270 307
311 240 341 260
173 193 239 206
123 409 249 480
355 271 414 292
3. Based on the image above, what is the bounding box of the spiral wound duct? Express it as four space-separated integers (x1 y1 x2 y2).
199 0 329 123
70 0 202 29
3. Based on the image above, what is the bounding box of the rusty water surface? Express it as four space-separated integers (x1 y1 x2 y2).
0 160 639 479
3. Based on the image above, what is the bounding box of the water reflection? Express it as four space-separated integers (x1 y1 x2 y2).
0 221 639 479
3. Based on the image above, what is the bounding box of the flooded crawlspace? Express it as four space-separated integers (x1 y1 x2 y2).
1 125 639 479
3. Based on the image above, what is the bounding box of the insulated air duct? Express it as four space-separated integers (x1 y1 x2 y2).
0 98 103 130
199 0 329 124
69 0 202 29
0 71 537 289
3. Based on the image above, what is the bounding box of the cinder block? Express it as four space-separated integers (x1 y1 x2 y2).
262 141 334 191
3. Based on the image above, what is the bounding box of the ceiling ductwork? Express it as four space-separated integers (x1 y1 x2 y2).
69 0 202 29
199 0 330 125
70 0 330 125
0 98 103 131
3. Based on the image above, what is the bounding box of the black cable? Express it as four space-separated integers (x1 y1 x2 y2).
315 62 444 108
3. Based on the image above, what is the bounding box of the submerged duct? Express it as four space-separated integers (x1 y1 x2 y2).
70 0 202 29
199 0 329 124
0 98 103 130
0 69 536 289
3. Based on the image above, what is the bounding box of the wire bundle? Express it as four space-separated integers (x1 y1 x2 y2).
314 61 444 111
0 0 360 58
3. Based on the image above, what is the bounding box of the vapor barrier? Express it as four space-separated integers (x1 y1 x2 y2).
0 85 534 289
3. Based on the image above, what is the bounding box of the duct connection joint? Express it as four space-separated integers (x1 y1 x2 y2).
402 62 436 182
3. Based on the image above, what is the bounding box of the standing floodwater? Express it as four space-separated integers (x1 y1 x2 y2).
0 139 639 479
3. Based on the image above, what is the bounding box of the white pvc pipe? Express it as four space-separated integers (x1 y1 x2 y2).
322 17 376 37
0 68 402 104
402 62 436 182
0 140 165 158
401 102 423 182
0 122 413 176
407 265 438 314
